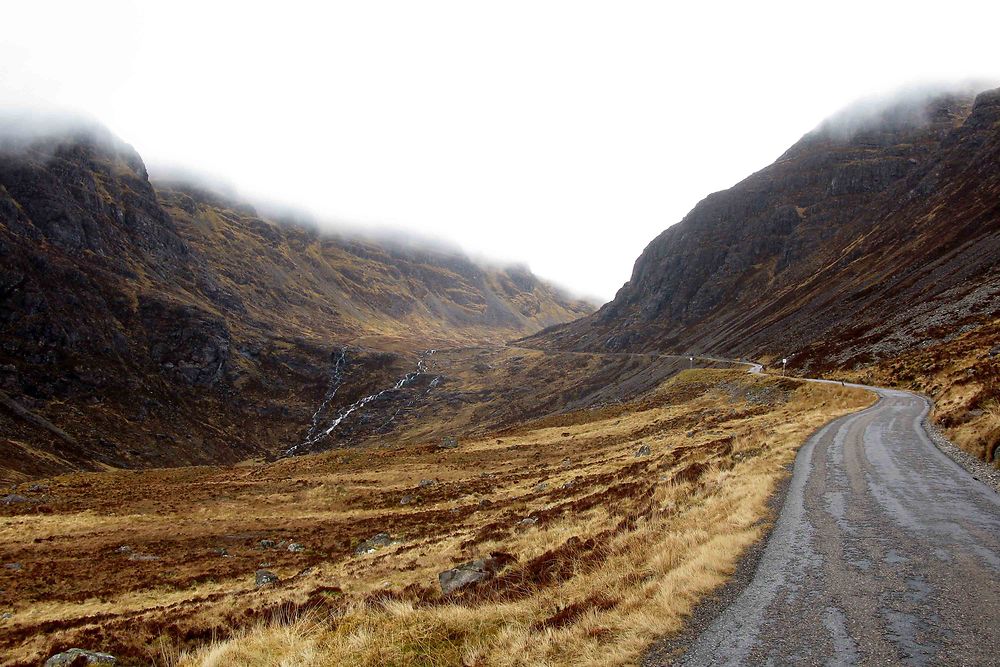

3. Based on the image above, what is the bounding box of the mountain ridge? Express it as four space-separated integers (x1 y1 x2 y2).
0 125 593 480
526 86 1000 462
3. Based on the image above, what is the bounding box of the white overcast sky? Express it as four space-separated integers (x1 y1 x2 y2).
2 2 998 300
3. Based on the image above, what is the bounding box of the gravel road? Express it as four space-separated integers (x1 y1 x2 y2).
663 385 1000 666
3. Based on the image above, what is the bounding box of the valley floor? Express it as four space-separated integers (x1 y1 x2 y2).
0 351 871 666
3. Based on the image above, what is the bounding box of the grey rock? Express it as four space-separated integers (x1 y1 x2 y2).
114 545 131 554
400 494 417 505
27 483 48 493
287 542 305 553
127 552 159 562
255 569 279 587
1 494 33 505
259 539 276 549
439 436 459 449
4 562 22 571
438 556 505 594
635 443 652 457
213 547 229 557
418 478 436 488
560 457 572 469
355 532 393 555
532 481 549 493
517 516 538 526
44 648 117 666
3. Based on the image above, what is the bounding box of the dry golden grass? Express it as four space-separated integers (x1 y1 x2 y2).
0 365 871 665
162 372 872 667
851 318 1000 465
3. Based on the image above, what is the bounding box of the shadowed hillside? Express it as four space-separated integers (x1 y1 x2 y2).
527 86 1000 462
0 126 592 481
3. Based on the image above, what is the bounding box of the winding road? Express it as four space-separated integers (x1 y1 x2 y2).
674 377 1000 665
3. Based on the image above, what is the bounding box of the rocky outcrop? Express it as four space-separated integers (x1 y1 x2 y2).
139 297 230 387
255 570 278 587
438 554 513 594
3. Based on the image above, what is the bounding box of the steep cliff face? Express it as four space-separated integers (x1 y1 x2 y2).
527 86 1000 462
530 88 1000 368
0 126 592 480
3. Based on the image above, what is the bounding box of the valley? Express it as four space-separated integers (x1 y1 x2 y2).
0 348 871 665
1 84 997 666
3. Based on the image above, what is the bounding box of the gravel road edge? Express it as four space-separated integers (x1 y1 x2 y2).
641 390 998 666
919 395 1000 494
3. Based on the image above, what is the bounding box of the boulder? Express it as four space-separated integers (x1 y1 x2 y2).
355 532 393 555
439 436 459 449
1 494 33 505
287 543 305 553
418 478 436 488
259 539 276 549
438 554 511 594
255 570 279 587
44 649 117 666
635 443 652 457
400 494 416 505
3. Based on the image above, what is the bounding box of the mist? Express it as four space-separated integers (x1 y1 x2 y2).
2 2 999 300
814 79 998 142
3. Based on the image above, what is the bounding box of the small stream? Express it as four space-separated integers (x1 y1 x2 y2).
301 347 348 444
286 349 440 456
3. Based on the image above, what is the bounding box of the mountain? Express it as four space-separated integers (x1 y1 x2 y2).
0 125 592 481
527 86 1000 462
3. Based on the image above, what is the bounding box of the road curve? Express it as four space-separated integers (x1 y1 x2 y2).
675 382 1000 666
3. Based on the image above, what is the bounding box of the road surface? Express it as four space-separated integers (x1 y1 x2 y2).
675 383 1000 666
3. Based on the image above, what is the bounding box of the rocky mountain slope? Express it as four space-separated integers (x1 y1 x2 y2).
528 86 1000 462
0 125 592 481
